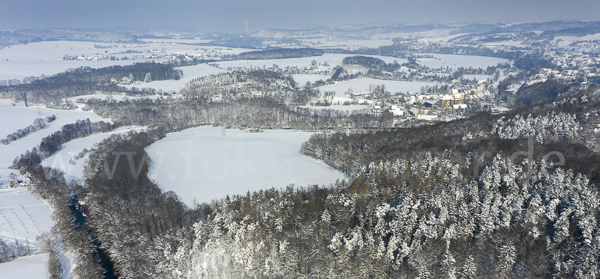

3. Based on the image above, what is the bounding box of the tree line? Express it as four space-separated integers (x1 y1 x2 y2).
233 48 325 60
86 97 390 131
1 115 55 145
12 119 119 171
342 55 401 72
0 63 183 104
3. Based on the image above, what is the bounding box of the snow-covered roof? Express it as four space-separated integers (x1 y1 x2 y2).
491 107 510 113
417 115 438 121
391 109 404 116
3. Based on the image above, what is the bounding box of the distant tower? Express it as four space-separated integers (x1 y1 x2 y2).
245 21 248 33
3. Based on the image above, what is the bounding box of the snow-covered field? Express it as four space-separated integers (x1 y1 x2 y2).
0 100 49 140
123 63 227 93
41 126 145 182
0 59 148 81
318 78 441 97
301 38 394 50
0 41 124 62
483 40 525 47
0 99 109 187
412 30 468 43
301 104 371 112
138 38 213 44
416 53 509 70
145 126 347 205
0 41 149 80
66 93 159 103
0 40 249 80
0 41 249 63
554 33 600 46
217 53 407 70
0 254 50 279
0 188 53 248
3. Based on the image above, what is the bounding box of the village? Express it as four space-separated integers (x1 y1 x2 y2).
54 26 600 131
306 77 503 127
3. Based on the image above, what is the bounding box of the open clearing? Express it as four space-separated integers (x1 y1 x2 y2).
416 53 509 69
0 254 50 279
0 41 249 80
0 188 53 248
318 78 441 97
145 126 347 205
0 41 149 80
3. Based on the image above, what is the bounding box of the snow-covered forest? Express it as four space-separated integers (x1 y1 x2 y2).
3 20 600 278
0 63 183 104
9 81 600 278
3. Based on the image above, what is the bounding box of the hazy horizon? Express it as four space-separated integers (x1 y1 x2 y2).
1 0 600 33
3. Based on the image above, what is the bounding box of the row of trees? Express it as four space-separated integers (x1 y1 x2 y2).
0 115 54 145
12 119 119 170
0 238 32 263
234 48 325 60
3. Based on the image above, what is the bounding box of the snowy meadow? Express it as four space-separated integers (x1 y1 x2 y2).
0 40 249 80
416 53 509 69
317 78 443 96
145 126 347 205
